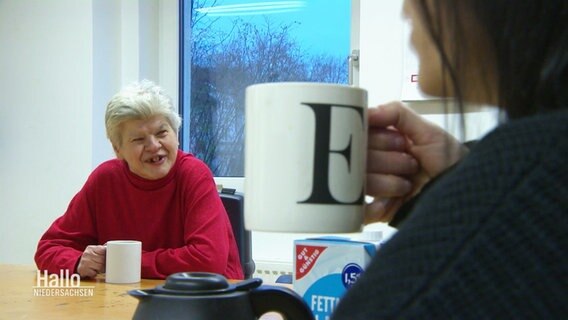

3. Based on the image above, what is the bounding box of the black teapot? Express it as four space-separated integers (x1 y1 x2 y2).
128 272 314 320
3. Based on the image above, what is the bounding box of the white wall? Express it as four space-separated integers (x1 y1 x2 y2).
0 0 93 264
0 0 178 264
358 0 405 105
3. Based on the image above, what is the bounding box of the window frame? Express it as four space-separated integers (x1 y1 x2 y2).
177 0 361 191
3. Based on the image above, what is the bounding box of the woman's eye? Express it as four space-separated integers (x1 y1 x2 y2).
157 130 168 137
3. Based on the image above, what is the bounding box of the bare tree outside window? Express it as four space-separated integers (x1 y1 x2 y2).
182 0 351 176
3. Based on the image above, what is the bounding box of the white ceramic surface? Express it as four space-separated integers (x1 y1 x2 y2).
105 240 142 284
245 82 368 233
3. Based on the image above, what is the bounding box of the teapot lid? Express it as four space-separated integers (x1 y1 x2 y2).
154 272 262 295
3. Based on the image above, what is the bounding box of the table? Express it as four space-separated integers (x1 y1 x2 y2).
0 264 164 319
0 264 288 319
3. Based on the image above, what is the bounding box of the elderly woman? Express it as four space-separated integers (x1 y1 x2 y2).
35 80 243 280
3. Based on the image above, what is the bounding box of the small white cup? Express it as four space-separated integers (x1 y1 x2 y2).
105 240 142 284
245 82 368 233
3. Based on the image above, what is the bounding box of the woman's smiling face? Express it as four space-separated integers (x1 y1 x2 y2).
113 115 179 180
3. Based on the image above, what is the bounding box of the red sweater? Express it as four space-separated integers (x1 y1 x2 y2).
35 151 243 280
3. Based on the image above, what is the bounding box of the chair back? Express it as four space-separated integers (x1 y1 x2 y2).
219 191 255 279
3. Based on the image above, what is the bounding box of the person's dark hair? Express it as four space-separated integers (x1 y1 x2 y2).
416 0 568 119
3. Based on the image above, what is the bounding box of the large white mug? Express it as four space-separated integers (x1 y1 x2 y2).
245 82 368 233
105 240 142 284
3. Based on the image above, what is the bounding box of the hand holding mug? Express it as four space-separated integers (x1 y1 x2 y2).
365 101 469 224
77 245 106 278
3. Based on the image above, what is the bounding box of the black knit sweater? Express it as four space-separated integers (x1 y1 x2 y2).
332 110 568 319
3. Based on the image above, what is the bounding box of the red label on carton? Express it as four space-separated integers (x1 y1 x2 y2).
295 245 327 280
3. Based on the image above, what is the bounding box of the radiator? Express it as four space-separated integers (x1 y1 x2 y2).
252 260 293 284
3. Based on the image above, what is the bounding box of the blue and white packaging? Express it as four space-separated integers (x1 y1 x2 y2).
293 232 384 320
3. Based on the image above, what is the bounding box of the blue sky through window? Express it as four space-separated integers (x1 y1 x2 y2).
181 0 352 176
195 0 350 56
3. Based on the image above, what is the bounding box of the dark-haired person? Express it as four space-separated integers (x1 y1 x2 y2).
333 0 568 318
35 80 243 280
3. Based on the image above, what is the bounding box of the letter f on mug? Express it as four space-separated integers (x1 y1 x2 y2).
299 103 365 205
245 82 367 233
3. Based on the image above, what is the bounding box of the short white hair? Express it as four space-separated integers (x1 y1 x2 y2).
105 80 182 147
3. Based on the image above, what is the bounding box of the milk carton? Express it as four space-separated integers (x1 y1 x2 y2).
293 232 384 320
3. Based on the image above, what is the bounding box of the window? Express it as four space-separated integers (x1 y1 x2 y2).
180 0 353 177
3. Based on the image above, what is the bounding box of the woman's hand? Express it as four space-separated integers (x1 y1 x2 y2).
365 101 468 224
76 245 106 278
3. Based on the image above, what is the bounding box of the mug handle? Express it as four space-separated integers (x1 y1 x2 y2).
250 285 314 320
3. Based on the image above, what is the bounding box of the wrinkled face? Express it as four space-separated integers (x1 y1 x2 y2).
114 115 179 180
